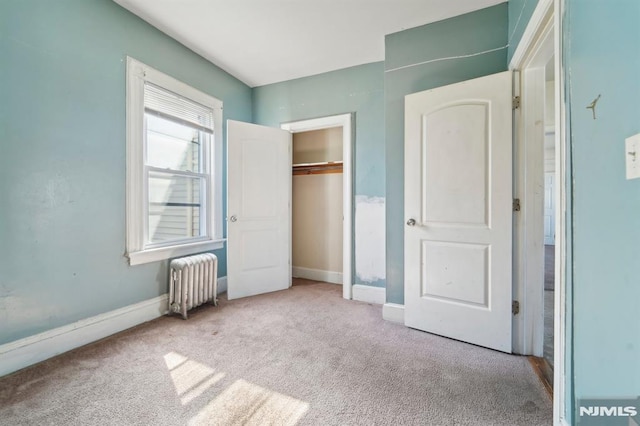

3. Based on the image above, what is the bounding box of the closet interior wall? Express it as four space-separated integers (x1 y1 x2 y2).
292 128 343 284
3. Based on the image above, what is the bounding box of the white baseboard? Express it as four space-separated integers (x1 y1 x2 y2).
0 294 170 378
352 284 385 305
382 303 405 324
0 274 230 378
292 266 342 285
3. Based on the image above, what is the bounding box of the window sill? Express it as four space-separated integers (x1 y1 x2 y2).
127 239 225 266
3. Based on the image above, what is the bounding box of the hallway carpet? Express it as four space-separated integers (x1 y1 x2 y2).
0 280 552 425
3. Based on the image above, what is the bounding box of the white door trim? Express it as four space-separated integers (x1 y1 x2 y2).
509 0 554 70
512 17 553 357
510 0 568 424
281 114 353 300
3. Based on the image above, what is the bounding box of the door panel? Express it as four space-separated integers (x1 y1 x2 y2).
227 120 291 300
404 71 513 353
421 241 489 306
423 103 489 226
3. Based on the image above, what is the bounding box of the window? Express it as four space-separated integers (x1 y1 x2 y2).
126 57 223 265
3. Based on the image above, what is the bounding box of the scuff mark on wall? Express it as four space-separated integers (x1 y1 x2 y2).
355 195 386 284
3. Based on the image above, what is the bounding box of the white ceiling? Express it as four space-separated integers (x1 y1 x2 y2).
114 0 506 88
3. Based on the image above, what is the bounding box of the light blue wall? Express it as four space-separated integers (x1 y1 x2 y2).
0 0 252 344
565 0 640 412
507 0 540 62
384 4 508 304
252 63 386 286
252 63 385 198
7 4 638 417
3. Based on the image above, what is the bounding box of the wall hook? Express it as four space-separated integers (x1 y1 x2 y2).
586 94 601 119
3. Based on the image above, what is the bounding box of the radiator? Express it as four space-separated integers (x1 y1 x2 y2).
169 253 218 319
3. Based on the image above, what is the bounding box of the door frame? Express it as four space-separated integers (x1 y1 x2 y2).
511 7 554 359
281 114 353 300
509 0 568 424
544 172 556 245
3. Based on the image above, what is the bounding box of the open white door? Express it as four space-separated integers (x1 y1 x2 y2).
227 120 291 300
404 71 513 353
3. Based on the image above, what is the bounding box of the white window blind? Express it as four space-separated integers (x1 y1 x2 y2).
144 83 214 135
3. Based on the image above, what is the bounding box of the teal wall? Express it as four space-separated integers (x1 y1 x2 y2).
252 63 386 286
6 4 638 417
507 0 540 62
252 63 385 198
0 0 252 344
565 0 640 412
384 4 508 304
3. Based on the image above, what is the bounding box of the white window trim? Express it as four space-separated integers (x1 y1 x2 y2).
125 57 224 266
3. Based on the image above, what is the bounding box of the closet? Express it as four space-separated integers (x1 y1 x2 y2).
291 127 343 284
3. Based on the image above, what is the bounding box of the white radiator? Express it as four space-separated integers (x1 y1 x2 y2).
169 253 218 319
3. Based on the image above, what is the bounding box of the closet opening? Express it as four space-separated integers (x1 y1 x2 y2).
292 128 343 287
281 114 353 299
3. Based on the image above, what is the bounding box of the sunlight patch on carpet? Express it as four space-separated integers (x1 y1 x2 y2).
164 352 226 405
189 379 309 426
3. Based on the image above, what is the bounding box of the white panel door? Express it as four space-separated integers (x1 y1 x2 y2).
227 120 292 300
543 173 555 245
404 71 513 353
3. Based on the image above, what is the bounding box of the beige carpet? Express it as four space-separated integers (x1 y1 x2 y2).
0 280 552 425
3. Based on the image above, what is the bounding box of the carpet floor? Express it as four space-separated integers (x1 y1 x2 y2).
0 280 552 425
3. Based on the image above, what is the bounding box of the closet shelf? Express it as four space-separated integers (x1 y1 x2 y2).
292 161 343 175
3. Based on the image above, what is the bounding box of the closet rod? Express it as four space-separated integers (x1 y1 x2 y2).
292 161 343 176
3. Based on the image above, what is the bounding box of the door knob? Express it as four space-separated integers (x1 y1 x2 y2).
229 215 238 222
406 218 416 226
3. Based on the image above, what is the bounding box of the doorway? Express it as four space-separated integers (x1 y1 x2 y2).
542 56 556 378
281 114 353 300
510 0 567 421
291 128 344 286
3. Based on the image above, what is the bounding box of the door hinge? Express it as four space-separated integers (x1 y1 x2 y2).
513 198 521 212
512 96 521 109
512 300 520 315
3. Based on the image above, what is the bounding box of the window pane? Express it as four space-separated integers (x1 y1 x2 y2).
146 114 202 172
148 171 204 244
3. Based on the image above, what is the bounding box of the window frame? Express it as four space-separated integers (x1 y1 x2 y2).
126 57 224 266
